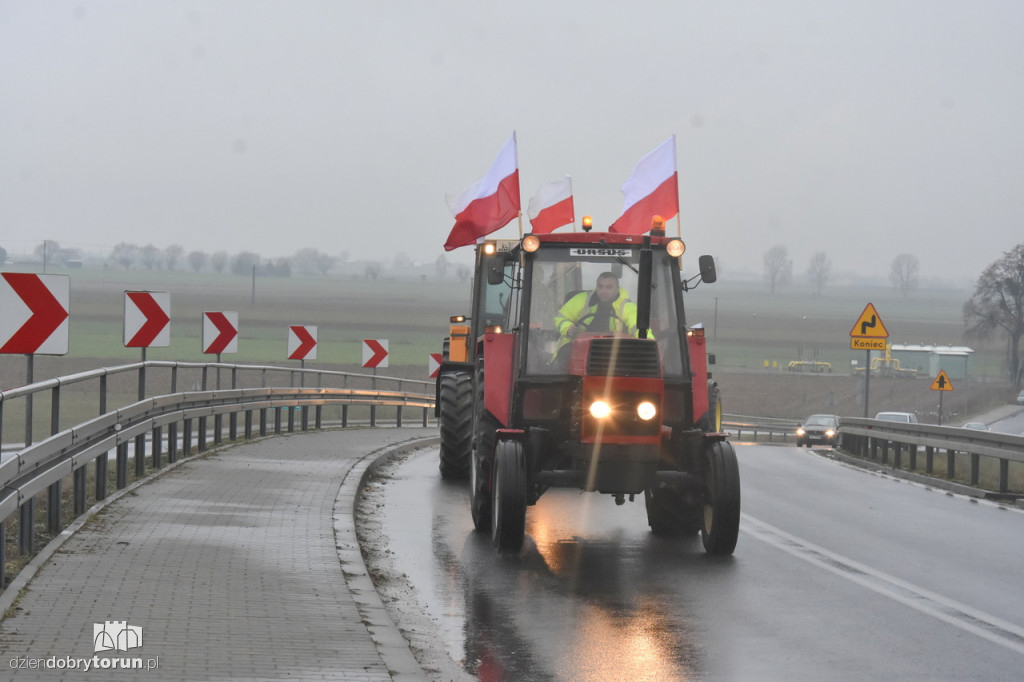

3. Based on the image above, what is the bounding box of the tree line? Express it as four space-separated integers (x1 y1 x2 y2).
761 245 921 297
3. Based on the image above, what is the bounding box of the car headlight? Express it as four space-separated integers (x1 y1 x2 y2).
589 400 612 419
826 429 836 438
636 401 657 421
796 427 806 437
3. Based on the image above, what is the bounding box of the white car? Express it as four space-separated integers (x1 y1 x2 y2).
874 411 918 423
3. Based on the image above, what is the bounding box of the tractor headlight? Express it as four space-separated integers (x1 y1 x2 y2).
522 234 541 253
666 239 686 258
589 400 612 419
636 401 657 421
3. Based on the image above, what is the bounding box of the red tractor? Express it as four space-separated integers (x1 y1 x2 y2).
436 225 738 555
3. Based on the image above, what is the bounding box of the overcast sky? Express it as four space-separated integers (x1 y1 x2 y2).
2 1 1022 283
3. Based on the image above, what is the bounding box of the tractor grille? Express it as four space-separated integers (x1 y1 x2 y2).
586 338 661 378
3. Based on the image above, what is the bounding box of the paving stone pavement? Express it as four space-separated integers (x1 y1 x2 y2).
0 427 439 681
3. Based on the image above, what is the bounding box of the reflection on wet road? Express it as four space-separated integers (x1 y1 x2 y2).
365 444 1024 680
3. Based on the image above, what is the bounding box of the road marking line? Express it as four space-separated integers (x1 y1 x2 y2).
742 513 1024 655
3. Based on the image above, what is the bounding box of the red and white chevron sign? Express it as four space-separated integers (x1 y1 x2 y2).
287 325 317 360
428 352 442 378
0 273 70 355
202 311 238 354
362 338 388 368
124 291 170 348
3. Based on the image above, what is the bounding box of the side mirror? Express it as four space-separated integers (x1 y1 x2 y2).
707 353 716 365
486 259 505 285
698 255 717 284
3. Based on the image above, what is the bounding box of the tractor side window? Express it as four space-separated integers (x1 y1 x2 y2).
480 259 515 329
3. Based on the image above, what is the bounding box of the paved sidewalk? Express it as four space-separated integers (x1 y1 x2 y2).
0 428 438 681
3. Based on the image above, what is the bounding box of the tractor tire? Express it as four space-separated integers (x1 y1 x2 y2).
644 486 701 536
701 440 741 556
438 371 473 479
470 365 496 532
491 439 527 553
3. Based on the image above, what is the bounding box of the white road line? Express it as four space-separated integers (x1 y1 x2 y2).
742 513 1024 656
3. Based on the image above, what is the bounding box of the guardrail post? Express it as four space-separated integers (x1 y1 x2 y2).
946 449 956 480
342 405 348 428
422 407 428 427
74 466 87 515
1000 459 1009 494
301 406 309 431
47 481 61 535
168 422 178 463
153 425 163 469
135 434 146 477
96 456 108 500
259 408 267 437
183 418 193 456
117 442 129 489
925 445 934 474
19 500 33 555
229 411 238 441
908 443 918 471
287 406 295 433
245 410 253 440
970 453 980 486
274 408 282 434
370 405 377 427
198 416 208 451
214 414 223 444
315 405 322 429
396 405 403 427
893 442 902 470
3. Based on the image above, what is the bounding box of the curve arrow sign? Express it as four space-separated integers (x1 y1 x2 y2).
124 291 171 347
203 311 239 354
287 325 317 360
0 273 70 355
362 338 389 368
428 352 442 378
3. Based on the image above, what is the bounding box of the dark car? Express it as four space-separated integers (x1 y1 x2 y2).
796 414 839 447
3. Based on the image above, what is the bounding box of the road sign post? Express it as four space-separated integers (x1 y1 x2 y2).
930 370 954 424
850 303 890 418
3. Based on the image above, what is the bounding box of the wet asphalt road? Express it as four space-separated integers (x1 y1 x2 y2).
364 443 1024 681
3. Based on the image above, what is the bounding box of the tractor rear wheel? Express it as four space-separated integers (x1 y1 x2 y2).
701 440 741 556
470 366 496 532
438 371 473 479
491 439 527 553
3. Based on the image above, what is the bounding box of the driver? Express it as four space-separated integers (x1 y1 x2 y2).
553 272 642 355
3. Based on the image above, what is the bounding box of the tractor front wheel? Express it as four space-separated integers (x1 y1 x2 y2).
438 371 473 479
491 439 527 553
701 440 741 556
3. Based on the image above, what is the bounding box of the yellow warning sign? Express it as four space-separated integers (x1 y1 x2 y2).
850 303 889 338
930 370 954 391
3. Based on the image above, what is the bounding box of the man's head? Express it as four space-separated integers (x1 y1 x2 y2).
595 272 620 303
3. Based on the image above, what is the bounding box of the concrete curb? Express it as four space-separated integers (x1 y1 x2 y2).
334 435 441 681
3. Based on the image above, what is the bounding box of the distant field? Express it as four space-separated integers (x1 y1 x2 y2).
0 263 1013 422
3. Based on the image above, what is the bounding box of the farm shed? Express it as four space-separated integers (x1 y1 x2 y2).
890 344 974 380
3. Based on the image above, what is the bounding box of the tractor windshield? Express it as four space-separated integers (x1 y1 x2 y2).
524 245 683 376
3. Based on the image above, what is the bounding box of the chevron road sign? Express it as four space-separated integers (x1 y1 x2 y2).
362 339 388 368
287 325 317 360
203 311 239 354
124 291 171 347
0 273 70 355
428 352 442 378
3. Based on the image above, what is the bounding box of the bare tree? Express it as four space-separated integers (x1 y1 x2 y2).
292 248 335 275
763 245 792 294
211 250 228 273
964 244 1024 387
110 242 139 270
187 250 208 272
139 243 162 270
807 251 831 296
164 244 185 271
231 251 260 276
889 253 919 296
435 254 449 280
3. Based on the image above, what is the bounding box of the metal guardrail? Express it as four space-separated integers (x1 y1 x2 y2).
0 361 435 591
837 418 1024 495
723 415 801 443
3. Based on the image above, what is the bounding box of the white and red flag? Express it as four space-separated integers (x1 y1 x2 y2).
527 176 574 234
609 135 679 235
444 132 521 251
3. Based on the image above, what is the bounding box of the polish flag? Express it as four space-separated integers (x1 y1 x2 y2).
527 177 574 234
444 133 521 251
609 135 679 235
